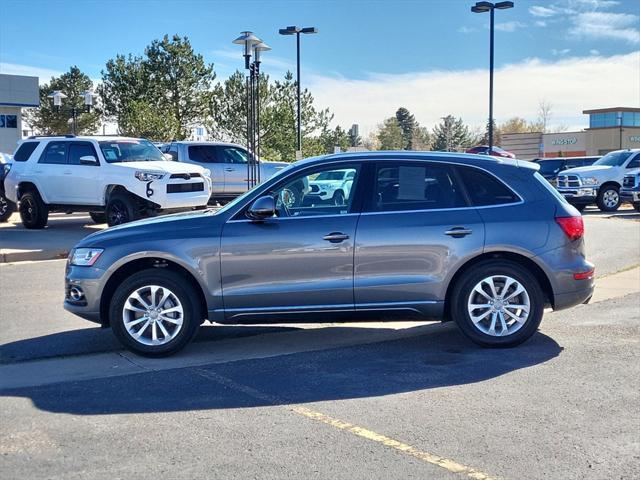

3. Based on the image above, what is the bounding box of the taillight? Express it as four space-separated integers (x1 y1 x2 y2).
556 216 584 241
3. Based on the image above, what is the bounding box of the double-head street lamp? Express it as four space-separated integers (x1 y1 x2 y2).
471 1 514 151
47 89 95 135
279 26 317 158
233 31 271 187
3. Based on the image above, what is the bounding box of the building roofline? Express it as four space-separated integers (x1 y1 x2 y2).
582 107 640 114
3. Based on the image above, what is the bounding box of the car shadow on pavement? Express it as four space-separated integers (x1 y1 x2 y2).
0 323 562 415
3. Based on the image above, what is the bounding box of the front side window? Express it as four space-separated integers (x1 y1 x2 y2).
39 142 67 165
68 142 98 165
456 166 519 206
220 147 248 164
268 164 360 218
98 139 165 163
372 162 465 212
188 145 218 163
13 142 40 162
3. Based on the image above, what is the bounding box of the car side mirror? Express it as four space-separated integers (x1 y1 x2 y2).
247 195 275 220
163 153 173 161
79 155 98 166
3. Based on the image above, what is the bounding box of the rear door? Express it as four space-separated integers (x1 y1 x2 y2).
36 141 70 202
354 160 485 313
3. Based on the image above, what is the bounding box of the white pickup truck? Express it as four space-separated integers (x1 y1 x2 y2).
555 149 640 211
161 141 288 203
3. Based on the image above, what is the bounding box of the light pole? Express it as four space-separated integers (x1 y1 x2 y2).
47 90 95 135
617 111 623 149
471 1 514 151
279 25 317 159
253 41 271 183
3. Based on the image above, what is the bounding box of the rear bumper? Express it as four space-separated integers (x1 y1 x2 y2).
553 284 594 310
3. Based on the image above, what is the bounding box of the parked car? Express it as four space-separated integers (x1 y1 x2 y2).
161 141 288 203
305 168 355 206
4 136 212 228
533 156 600 183
620 168 640 212
0 152 16 222
555 149 640 212
64 151 594 356
466 145 516 158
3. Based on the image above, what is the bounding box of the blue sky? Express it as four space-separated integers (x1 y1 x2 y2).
1 0 638 133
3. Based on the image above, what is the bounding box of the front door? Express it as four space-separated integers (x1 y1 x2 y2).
354 161 485 314
220 162 362 320
218 145 250 194
66 142 101 204
185 144 226 193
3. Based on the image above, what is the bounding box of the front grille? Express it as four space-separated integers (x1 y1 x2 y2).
623 176 637 188
170 173 201 180
310 184 320 193
557 175 581 188
167 182 205 193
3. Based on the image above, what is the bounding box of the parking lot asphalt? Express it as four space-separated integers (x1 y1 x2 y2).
0 210 638 479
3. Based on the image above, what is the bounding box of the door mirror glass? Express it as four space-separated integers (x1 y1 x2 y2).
79 155 98 166
247 195 275 220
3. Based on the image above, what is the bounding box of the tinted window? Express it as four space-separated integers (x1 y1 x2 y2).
373 162 466 212
537 160 563 174
627 155 640 169
39 142 67 165
594 150 633 167
220 147 248 164
68 142 98 165
188 145 218 163
13 142 40 162
5 115 17 128
457 166 519 206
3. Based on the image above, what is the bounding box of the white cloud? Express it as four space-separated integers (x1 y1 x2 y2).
457 26 477 34
0 63 61 83
529 5 560 17
495 21 527 32
569 12 640 44
551 48 571 55
307 52 640 136
534 20 548 27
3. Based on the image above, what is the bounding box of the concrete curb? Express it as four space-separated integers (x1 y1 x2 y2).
0 248 70 263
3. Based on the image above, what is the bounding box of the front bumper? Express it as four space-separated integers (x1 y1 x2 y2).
138 177 212 210
620 189 640 203
556 187 597 205
64 263 107 324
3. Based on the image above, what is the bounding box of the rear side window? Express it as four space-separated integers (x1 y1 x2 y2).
535 172 567 204
372 162 466 212
13 142 40 162
456 166 519 206
537 160 563 174
188 145 219 163
38 142 67 165
68 142 98 165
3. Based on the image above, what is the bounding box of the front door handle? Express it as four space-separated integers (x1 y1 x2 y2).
323 232 350 243
63 170 73 175
225 168 235 172
445 227 473 238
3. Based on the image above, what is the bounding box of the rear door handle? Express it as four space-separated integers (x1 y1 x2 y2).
225 168 235 172
323 232 350 243
63 171 72 175
444 227 472 238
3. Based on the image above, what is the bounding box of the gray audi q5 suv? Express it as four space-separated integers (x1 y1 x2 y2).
65 152 595 356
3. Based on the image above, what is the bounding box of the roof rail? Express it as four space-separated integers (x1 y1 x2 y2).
27 134 76 139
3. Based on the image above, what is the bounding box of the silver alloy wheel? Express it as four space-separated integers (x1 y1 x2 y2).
122 285 184 346
467 275 530 337
602 189 619 208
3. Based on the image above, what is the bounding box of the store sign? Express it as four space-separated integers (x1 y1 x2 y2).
630 135 640 143
551 137 578 146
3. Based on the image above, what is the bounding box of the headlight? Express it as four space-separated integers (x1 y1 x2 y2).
202 168 211 178
2 163 11 176
70 248 104 266
135 171 165 182
581 177 598 185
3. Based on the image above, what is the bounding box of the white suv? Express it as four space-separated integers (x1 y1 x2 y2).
4 136 212 228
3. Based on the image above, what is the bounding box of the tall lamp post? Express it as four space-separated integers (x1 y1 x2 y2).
471 1 514 151
278 25 317 159
47 90 95 135
253 41 271 182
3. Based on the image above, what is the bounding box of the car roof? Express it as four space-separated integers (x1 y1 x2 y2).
170 140 243 148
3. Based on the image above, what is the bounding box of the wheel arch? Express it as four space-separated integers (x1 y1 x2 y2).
443 251 555 320
17 181 47 202
100 256 209 326
599 180 621 191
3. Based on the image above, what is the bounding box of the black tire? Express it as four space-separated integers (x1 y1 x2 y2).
596 185 621 212
89 212 107 224
19 190 49 229
633 203 640 212
106 193 138 226
109 269 202 357
332 190 346 206
450 260 544 348
0 194 16 222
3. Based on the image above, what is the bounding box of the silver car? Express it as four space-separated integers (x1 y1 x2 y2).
65 152 595 356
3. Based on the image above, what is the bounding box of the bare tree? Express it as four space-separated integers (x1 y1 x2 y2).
537 99 553 133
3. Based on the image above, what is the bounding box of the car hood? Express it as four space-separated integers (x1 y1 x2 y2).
111 161 205 174
78 208 222 248
561 165 613 176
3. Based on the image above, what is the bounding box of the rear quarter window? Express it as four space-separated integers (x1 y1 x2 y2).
456 166 519 206
13 142 40 162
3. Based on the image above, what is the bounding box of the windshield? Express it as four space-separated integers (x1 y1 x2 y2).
99 139 165 163
315 171 345 181
593 150 633 167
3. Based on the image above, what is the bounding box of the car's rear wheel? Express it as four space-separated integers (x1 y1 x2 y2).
89 212 107 224
19 190 48 229
633 203 640 212
109 269 202 356
450 260 544 347
0 194 16 222
596 186 620 212
106 193 138 226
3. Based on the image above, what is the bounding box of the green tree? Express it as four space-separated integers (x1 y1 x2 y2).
377 117 404 150
26 66 101 135
395 107 416 150
100 34 215 140
318 125 351 153
480 119 502 146
431 115 475 151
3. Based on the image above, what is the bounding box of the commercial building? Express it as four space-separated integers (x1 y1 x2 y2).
0 74 39 154
501 107 640 160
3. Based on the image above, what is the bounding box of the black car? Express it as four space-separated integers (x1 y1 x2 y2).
0 153 16 222
533 156 600 183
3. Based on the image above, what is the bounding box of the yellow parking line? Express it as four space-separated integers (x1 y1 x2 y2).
194 368 496 480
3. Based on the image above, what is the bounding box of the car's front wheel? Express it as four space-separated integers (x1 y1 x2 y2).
89 212 107 224
106 193 138 226
596 186 620 212
19 190 49 229
450 260 544 347
109 269 202 356
633 203 640 212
